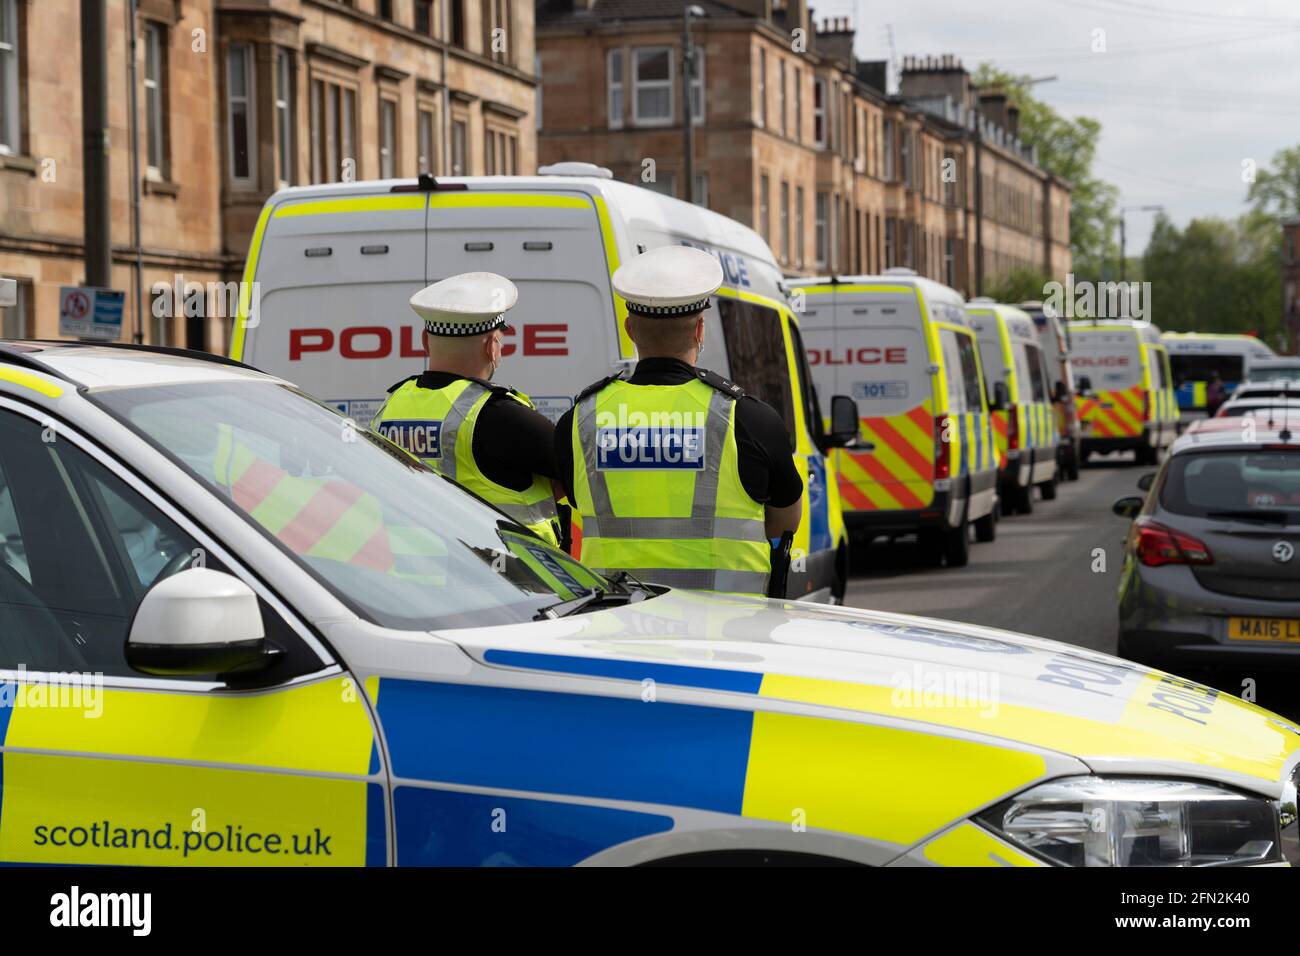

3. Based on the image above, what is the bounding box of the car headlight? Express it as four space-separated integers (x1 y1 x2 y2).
978 776 1292 867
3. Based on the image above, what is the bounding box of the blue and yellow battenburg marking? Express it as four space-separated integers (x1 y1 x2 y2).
0 675 385 866
377 660 1048 862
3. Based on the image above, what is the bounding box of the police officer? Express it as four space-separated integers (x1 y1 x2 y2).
555 246 803 597
372 272 563 547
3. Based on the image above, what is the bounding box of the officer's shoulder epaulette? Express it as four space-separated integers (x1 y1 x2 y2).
574 372 626 404
695 367 745 400
385 374 420 394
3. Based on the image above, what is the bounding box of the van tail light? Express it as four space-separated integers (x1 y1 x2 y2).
934 415 951 481
1007 404 1020 451
1131 518 1214 568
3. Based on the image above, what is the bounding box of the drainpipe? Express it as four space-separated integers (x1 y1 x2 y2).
126 0 144 342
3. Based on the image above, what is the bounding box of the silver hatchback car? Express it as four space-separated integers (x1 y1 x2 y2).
1114 418 1300 674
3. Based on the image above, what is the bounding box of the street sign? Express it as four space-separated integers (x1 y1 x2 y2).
59 285 125 341
0 277 16 308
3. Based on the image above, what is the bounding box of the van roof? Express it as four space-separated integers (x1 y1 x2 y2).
264 175 780 278
1067 319 1165 340
965 301 1036 339
1160 331 1276 356
787 273 966 305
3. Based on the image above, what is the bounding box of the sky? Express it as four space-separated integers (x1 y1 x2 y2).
815 0 1300 254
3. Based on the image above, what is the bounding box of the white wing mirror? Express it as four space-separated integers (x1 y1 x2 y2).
127 569 280 677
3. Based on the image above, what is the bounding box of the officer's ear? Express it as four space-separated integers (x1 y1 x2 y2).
421 328 430 355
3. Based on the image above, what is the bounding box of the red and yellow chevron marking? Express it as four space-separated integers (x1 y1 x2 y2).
1078 385 1144 438
835 402 935 512
990 410 1009 469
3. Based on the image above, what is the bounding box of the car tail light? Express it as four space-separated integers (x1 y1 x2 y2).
1131 518 1214 568
934 414 951 481
1007 405 1020 451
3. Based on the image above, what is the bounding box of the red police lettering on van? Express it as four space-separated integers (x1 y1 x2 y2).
807 347 907 366
289 324 569 360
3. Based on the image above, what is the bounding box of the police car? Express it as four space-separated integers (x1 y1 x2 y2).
1 341 1297 867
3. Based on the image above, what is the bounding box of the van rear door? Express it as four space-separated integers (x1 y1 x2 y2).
424 190 617 423
802 288 935 512
1072 329 1144 438
239 193 429 425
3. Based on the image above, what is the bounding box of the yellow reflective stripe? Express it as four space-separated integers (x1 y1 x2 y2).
0 368 64 398
271 194 427 219
591 194 633 359
922 822 1046 867
230 200 275 362
741 699 1047 845
716 286 787 312
3 675 375 775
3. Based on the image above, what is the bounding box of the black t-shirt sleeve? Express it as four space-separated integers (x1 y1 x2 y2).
554 405 577 504
471 395 560 491
733 396 804 508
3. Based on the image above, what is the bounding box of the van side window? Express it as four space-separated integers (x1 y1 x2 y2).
787 321 824 439
955 334 985 411
1147 347 1168 390
1024 343 1049 402
717 297 797 449
939 330 968 414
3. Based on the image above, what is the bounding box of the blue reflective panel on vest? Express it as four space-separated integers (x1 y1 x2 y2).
378 419 443 458
595 427 706 470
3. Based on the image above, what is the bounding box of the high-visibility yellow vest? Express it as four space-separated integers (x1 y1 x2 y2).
570 377 770 597
373 377 560 547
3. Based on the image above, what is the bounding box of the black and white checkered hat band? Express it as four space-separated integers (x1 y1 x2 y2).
624 297 711 317
423 313 507 336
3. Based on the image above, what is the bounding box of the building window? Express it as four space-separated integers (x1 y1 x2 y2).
485 126 517 175
451 1 465 46
226 43 257 186
759 173 770 243
779 181 789 263
415 1 433 36
756 48 766 128
144 23 169 179
885 218 895 268
795 186 805 268
310 78 356 184
642 172 675 197
689 48 705 124
814 192 827 268
378 0 394 19
451 118 466 175
607 48 624 130
379 96 398 178
485 0 512 66
0 278 27 338
418 107 436 174
0 0 20 154
812 77 825 148
901 128 912 189
633 47 673 126
149 288 172 347
275 49 295 188
778 59 786 137
792 67 801 143
882 118 895 181
692 173 708 207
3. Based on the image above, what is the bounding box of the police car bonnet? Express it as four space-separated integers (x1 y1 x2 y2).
613 246 723 318
410 272 519 336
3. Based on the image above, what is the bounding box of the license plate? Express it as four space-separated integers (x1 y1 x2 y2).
1227 617 1300 642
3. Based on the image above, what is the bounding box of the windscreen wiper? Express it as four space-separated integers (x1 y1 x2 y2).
1206 509 1291 525
535 587 641 620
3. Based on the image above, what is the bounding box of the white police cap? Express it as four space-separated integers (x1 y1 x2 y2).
410 272 518 336
613 246 723 318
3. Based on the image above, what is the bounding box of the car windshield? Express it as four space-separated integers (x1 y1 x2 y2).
94 381 609 630
1161 449 1300 523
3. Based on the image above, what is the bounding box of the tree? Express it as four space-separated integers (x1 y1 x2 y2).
1247 145 1300 221
973 65 1120 283
983 266 1053 305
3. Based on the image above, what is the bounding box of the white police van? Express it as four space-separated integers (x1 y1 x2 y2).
230 165 850 602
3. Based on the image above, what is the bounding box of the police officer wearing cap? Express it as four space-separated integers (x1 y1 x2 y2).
372 272 563 547
555 246 803 597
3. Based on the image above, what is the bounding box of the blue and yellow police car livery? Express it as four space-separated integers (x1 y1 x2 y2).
1 342 1297 868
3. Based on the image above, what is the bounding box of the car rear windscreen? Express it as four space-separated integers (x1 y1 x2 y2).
1161 450 1300 522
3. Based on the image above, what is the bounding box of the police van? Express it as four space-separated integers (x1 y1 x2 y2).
1068 320 1177 465
788 271 997 568
230 165 849 602
1019 300 1081 481
966 300 1059 514
1162 332 1277 426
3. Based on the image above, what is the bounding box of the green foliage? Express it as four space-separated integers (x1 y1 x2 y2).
983 266 1053 305
973 65 1120 283
1247 145 1300 220
1142 211 1283 348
